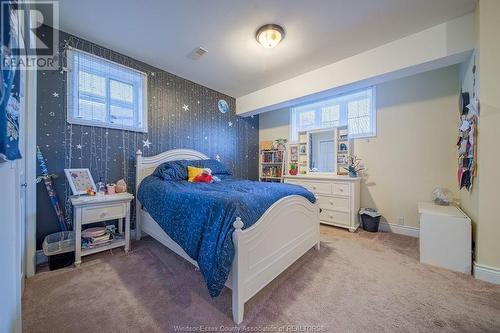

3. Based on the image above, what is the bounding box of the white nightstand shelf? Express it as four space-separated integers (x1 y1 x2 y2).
71 192 134 266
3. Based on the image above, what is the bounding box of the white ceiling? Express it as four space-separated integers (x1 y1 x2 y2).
56 0 476 98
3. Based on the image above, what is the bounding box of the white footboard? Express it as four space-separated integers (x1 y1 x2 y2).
231 195 320 324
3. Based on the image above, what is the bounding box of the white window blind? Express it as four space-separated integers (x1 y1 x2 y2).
290 87 376 142
67 48 148 132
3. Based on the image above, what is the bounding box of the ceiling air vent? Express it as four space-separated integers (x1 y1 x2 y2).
188 47 208 60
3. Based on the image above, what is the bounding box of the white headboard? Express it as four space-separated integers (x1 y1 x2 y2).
135 149 209 190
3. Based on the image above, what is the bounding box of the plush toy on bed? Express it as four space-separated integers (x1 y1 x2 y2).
193 168 214 183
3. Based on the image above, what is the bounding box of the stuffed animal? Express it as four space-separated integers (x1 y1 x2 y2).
115 179 127 193
193 168 213 183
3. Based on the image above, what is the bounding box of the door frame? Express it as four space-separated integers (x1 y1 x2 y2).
25 62 37 278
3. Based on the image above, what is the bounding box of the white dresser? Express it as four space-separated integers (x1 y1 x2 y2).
283 174 361 232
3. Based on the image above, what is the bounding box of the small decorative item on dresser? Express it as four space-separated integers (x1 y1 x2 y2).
289 145 298 162
106 183 116 195
115 179 127 193
343 155 364 177
289 162 298 175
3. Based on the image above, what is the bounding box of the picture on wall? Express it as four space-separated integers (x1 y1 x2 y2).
64 168 96 195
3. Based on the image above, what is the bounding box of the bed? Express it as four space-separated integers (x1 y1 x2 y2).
135 149 320 324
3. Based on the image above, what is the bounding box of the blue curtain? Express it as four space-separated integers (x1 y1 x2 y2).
0 0 22 161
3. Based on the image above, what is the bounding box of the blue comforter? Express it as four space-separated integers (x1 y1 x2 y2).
137 175 316 297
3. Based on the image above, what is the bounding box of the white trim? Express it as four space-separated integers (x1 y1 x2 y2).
474 262 500 285
66 46 147 76
66 47 148 133
25 65 38 278
378 221 419 238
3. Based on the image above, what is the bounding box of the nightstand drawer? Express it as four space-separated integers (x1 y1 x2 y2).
316 195 350 212
82 204 125 224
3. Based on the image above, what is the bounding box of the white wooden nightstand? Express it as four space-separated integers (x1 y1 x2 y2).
71 192 134 266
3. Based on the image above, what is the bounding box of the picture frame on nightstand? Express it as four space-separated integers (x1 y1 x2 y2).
64 168 96 195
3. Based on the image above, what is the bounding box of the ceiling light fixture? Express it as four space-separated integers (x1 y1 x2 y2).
256 24 285 49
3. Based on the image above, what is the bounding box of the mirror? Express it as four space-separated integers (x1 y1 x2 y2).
308 129 336 173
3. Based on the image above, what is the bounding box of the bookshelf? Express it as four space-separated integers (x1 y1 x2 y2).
259 148 286 182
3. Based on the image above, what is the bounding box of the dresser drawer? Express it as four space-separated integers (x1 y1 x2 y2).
285 179 332 194
82 204 125 224
316 195 350 212
320 209 350 227
332 182 350 196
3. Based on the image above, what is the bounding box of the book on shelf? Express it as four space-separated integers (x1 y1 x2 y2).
261 150 284 163
82 232 122 249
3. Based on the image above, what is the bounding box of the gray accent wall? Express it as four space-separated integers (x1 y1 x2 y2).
36 27 259 248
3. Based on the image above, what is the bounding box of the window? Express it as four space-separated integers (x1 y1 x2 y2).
67 48 148 132
290 87 376 142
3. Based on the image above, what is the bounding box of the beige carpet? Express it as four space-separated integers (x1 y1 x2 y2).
23 226 500 333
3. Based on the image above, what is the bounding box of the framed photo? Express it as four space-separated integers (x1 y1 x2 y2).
64 168 96 195
289 145 298 162
299 143 307 155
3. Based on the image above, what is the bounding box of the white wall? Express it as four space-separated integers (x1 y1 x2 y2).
259 66 460 228
474 0 500 272
0 161 21 333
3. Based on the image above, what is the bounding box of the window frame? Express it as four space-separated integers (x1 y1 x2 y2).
290 87 376 142
66 47 148 133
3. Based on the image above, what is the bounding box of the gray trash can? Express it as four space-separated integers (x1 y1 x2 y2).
359 208 382 232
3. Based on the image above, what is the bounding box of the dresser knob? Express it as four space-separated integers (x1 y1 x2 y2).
100 212 107 218
339 188 344 192
329 200 334 205
312 186 317 190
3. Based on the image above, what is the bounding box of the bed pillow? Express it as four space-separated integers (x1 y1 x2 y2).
186 159 231 175
152 160 189 180
187 166 204 182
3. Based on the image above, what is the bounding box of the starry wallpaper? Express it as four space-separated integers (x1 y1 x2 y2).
36 27 259 248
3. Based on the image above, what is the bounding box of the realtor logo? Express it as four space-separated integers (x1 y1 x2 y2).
1 0 59 70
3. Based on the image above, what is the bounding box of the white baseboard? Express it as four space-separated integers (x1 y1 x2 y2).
474 262 500 284
378 222 419 238
36 250 47 265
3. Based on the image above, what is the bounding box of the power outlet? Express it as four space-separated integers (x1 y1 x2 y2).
397 216 405 225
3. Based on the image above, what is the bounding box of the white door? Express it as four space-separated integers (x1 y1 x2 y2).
17 69 27 293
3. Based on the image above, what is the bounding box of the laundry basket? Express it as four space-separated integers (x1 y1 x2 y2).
42 231 75 270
